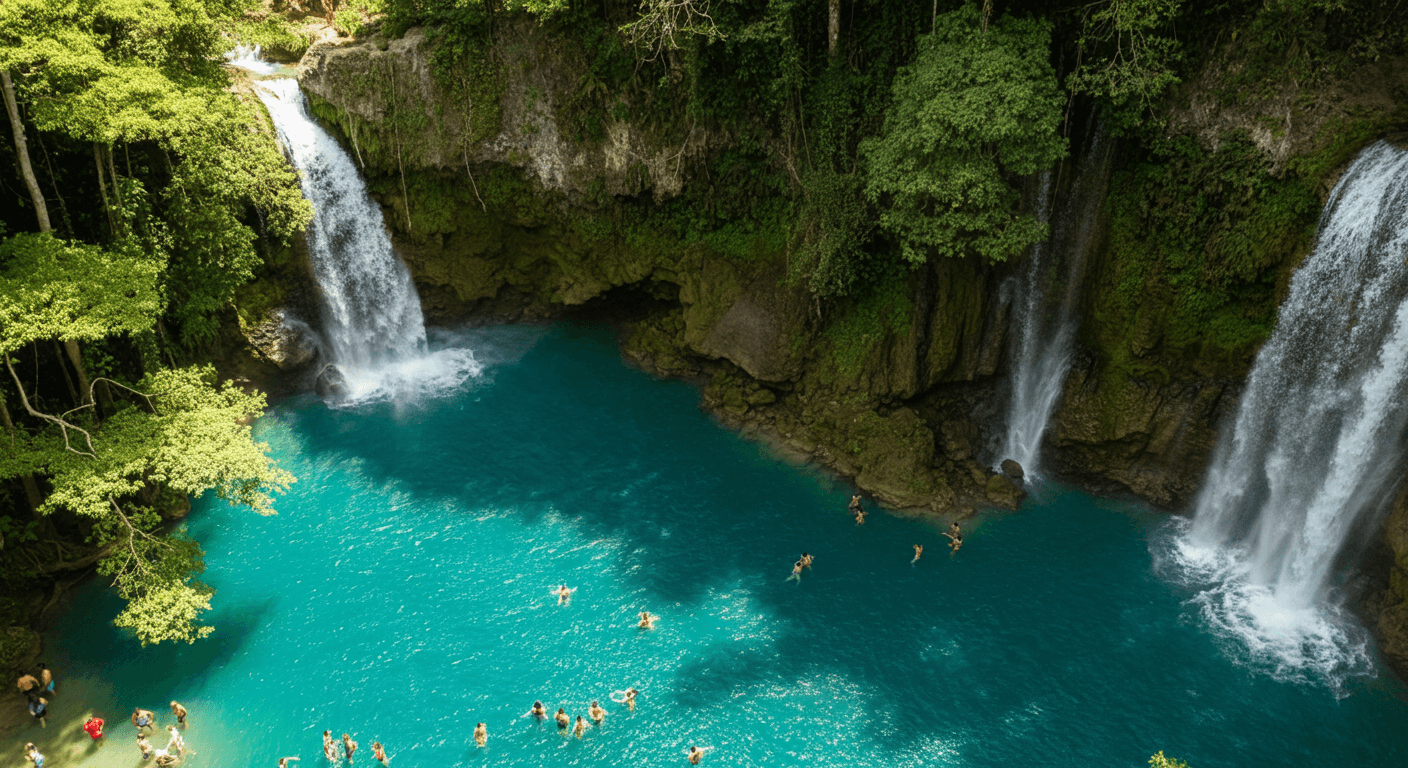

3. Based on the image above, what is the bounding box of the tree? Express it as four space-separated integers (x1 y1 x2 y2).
1149 751 1190 768
1067 0 1183 128
860 5 1067 265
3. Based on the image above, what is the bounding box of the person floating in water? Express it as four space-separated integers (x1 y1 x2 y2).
133 707 155 733
371 742 388 766
137 734 154 760
554 585 575 605
848 494 862 513
854 507 867 525
688 745 709 764
625 688 638 711
589 700 605 724
167 725 187 757
279 758 302 768
474 722 487 747
84 714 105 742
786 559 804 583
800 552 814 569
555 708 570 729
638 611 657 629
942 529 963 553
24 743 43 768
573 715 586 738
912 544 923 563
343 733 358 763
154 749 179 767
323 730 339 762
529 701 547 719
170 701 187 729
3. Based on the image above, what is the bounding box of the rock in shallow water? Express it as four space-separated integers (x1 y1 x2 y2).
315 364 348 398
247 309 319 371
1001 459 1025 481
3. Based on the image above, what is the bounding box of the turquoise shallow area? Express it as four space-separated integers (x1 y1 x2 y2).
39 325 1408 767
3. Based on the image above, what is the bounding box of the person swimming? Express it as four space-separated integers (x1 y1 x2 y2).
848 494 862 512
573 715 586 738
343 733 358 763
278 757 301 768
942 530 963 553
554 585 575 605
638 611 657 629
688 745 708 764
589 700 605 724
800 552 813 568
170 701 187 728
530 701 547 719
786 560 803 583
167 725 186 757
555 708 570 729
371 743 388 766
854 507 867 525
625 688 638 711
474 722 487 747
912 543 923 562
323 730 339 762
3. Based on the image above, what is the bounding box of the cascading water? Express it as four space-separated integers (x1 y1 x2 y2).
253 77 480 401
999 127 1112 478
1168 141 1408 686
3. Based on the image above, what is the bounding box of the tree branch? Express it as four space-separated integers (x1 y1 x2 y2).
4 354 96 456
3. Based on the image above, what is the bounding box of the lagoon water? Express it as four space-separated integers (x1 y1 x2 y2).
27 324 1408 767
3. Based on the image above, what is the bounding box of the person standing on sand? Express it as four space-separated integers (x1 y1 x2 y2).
84 714 105 742
24 742 43 768
170 701 187 728
36 664 53 695
474 722 487 747
133 707 155 732
371 742 388 766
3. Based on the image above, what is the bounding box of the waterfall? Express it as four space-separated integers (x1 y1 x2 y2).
254 77 480 402
1000 127 1113 478
1170 141 1408 686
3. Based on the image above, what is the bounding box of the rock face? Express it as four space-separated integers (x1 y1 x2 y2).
245 309 320 371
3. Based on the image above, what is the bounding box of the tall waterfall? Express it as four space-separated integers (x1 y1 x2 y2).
255 78 479 401
1000 127 1113 477
1172 141 1408 685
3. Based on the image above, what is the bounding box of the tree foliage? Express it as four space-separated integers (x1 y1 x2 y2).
861 5 1067 266
1066 0 1183 129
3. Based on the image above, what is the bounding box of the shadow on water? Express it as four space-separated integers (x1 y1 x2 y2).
271 323 1003 748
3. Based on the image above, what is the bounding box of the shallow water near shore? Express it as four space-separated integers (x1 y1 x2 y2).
18 324 1408 767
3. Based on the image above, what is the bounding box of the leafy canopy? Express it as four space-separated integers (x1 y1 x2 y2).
860 5 1067 265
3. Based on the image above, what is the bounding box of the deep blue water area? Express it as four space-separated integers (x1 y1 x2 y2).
34 325 1408 767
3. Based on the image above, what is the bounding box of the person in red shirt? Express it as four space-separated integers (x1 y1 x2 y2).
83 715 105 741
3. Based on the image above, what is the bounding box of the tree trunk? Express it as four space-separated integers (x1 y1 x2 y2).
51 339 79 406
1 70 51 233
0 394 43 514
63 339 92 408
94 143 117 237
828 0 840 58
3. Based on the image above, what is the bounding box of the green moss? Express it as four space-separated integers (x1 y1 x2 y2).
232 278 287 332
821 273 912 382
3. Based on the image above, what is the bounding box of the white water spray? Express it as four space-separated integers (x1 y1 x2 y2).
225 45 280 76
1172 141 1408 685
254 77 480 402
1000 128 1113 478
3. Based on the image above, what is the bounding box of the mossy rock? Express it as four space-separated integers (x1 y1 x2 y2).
0 626 40 671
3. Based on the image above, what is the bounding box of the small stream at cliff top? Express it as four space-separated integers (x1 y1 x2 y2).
24 324 1408 768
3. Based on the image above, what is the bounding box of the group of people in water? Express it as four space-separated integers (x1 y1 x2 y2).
17 685 191 768
807 496 963 580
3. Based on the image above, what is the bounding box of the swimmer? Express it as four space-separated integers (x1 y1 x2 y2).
16 674 38 699
474 722 487 747
589 700 605 724
949 521 961 538
28 697 46 727
942 530 963 553
324 730 339 762
786 559 803 583
529 700 547 719
279 758 302 768
344 733 358 763
573 715 586 738
154 749 179 768
371 742 388 766
24 743 43 768
854 508 867 525
554 584 575 605
688 745 707 764
638 611 657 629
800 552 813 568
36 664 53 694
848 494 862 512
912 544 923 563
132 707 155 732
138 734 154 760
83 715 105 741
170 701 187 728
625 688 638 711
555 708 570 729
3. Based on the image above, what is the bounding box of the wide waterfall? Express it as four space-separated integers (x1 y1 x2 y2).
1170 141 1408 685
255 78 479 401
999 127 1112 478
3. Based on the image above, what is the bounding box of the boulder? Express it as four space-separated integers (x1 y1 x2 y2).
1000 459 1025 481
247 309 320 371
315 364 348 398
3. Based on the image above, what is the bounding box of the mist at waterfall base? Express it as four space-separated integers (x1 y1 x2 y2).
999 127 1112 479
254 78 479 403
36 324 1408 768
1162 142 1408 689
